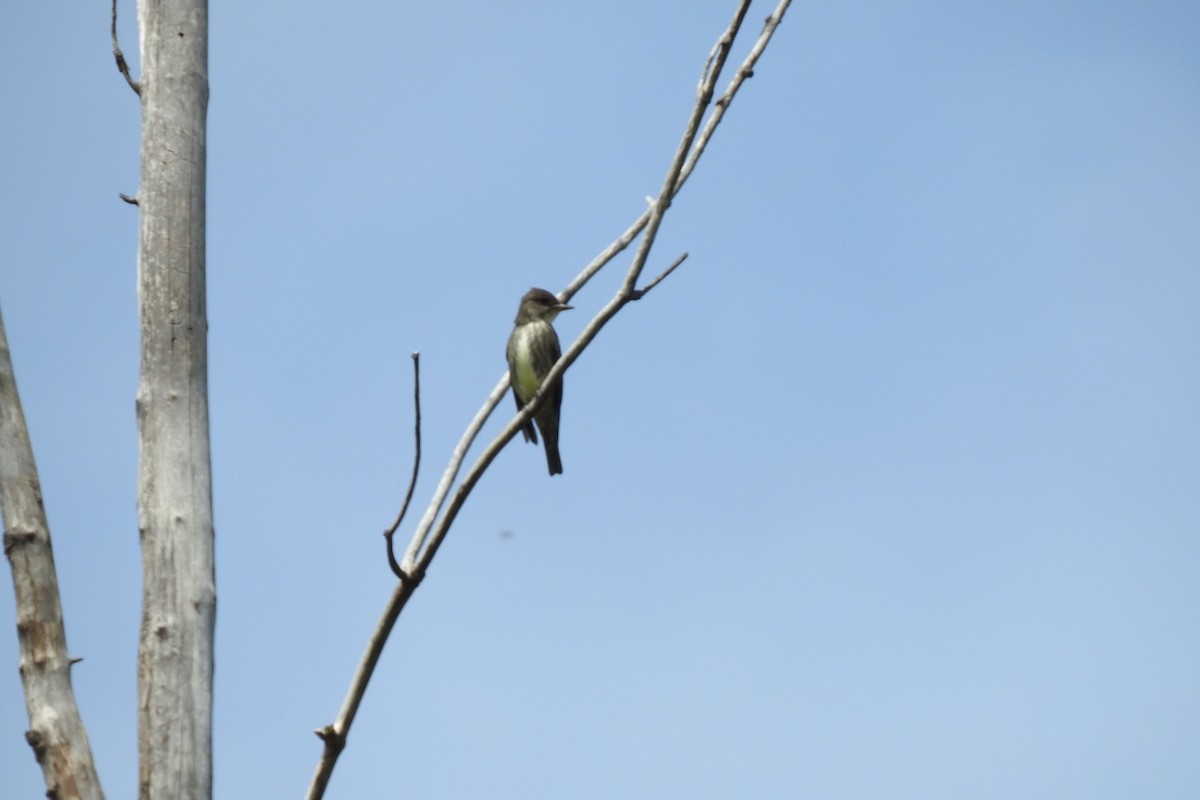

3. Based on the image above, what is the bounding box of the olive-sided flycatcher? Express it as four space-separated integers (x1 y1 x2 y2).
506 288 572 476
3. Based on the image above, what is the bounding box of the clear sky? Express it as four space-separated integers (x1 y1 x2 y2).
3 1 1198 797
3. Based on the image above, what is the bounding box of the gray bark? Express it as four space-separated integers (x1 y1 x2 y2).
134 1 214 798
1 310 105 799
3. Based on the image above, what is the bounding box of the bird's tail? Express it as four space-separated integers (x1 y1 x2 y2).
544 441 563 476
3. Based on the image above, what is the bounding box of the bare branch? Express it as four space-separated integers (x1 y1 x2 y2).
632 252 689 300
400 0 775 573
618 0 749 297
0 308 104 799
385 353 422 581
562 0 792 300
399 377 508 572
307 3 795 795
111 0 140 95
313 353 427 800
684 0 793 182
306 575 420 800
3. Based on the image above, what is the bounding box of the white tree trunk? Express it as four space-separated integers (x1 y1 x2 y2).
134 1 214 798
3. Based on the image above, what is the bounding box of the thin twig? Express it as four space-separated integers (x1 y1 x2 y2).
683 1 793 183
618 0 749 298
111 0 140 95
562 0 792 302
385 353 422 581
632 253 689 300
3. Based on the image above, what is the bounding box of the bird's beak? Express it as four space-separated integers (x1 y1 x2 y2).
554 303 573 312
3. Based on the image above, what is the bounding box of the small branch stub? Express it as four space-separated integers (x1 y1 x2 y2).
314 725 343 749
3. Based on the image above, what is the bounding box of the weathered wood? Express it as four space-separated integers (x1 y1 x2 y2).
134 1 214 798
1 309 105 799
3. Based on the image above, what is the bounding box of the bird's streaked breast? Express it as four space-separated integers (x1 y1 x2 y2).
511 323 548 400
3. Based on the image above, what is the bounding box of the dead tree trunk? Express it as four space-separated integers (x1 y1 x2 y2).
133 1 214 798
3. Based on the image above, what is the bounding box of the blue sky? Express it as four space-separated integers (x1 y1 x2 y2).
3 1 1199 797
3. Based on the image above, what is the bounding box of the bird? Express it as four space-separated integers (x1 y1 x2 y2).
506 287 572 475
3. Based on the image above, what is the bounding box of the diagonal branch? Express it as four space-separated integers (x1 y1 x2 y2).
306 2 794 796
400 0 793 573
408 0 767 564
633 251 689 299
0 307 105 799
563 0 793 301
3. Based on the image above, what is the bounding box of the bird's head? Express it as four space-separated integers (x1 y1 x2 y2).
517 288 572 324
